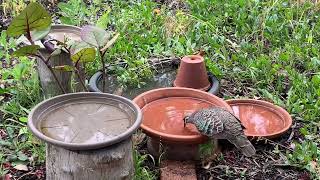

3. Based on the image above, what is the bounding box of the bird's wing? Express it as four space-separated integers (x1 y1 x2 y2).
225 110 246 130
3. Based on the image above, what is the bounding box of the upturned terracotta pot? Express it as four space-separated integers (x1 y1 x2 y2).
173 55 211 91
226 99 292 139
133 87 232 160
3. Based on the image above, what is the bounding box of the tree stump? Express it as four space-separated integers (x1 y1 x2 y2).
46 138 134 180
37 50 73 98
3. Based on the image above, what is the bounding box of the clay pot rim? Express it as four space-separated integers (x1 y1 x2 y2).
133 87 233 144
226 99 292 139
181 55 204 64
173 80 211 91
28 92 142 150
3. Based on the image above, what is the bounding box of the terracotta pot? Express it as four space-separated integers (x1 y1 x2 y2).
133 87 232 160
174 55 211 91
226 99 292 139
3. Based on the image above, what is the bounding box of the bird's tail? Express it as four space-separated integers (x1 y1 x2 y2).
229 135 256 157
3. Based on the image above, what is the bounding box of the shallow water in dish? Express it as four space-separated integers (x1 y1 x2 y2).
98 69 177 99
141 97 214 136
40 100 134 144
231 104 285 135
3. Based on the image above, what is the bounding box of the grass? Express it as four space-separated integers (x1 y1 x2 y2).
133 150 157 180
1 0 320 179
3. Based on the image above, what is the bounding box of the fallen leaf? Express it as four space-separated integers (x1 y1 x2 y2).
5 174 11 180
13 164 28 171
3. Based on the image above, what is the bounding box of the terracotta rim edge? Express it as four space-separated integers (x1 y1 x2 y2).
226 99 292 138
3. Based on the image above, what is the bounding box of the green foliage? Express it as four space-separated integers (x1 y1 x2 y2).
133 150 156 180
198 140 216 159
0 31 17 64
1 0 36 17
2 0 320 178
80 25 110 48
287 141 320 176
12 45 40 57
1 58 42 117
57 0 88 26
57 0 109 26
96 8 111 29
70 43 96 63
7 2 51 37
0 126 45 167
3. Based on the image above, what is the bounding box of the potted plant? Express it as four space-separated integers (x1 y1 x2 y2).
7 2 97 97
7 3 119 97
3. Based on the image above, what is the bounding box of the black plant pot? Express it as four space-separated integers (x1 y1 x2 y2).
88 70 220 96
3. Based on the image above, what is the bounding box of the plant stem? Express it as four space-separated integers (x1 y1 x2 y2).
100 50 106 92
47 64 67 94
26 33 66 94
75 60 89 92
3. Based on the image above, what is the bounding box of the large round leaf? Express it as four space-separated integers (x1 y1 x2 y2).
7 2 51 37
30 26 51 41
70 42 96 63
13 45 40 57
80 25 110 48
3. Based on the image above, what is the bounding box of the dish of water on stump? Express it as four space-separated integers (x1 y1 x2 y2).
41 101 131 143
28 93 142 150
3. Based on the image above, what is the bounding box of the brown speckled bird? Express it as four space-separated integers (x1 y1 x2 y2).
184 107 256 157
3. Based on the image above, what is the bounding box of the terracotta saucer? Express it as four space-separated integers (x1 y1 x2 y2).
226 99 292 139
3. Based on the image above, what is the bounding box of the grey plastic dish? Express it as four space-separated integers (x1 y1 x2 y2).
28 92 142 150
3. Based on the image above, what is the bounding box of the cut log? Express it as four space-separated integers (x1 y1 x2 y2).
46 138 134 180
37 50 73 98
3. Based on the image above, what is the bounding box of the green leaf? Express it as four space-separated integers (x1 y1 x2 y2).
96 8 111 28
30 26 51 41
80 25 110 47
12 45 40 57
18 127 28 136
19 117 28 123
53 65 74 72
59 16 75 25
0 87 9 95
101 33 120 53
7 2 52 37
71 48 96 63
17 152 28 161
70 42 96 63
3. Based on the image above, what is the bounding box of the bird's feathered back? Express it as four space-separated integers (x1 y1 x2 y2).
186 107 256 157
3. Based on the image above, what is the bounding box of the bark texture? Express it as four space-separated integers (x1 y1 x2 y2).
37 50 72 97
46 139 134 180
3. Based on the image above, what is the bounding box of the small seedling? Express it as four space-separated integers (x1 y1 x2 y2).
80 25 119 92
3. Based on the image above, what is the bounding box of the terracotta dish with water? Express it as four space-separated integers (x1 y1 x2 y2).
133 87 233 144
226 99 292 139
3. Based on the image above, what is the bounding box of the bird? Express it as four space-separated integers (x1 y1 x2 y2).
183 107 256 157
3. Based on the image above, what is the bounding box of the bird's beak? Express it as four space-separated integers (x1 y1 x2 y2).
183 118 186 127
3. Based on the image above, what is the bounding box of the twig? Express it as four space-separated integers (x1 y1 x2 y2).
16 171 35 180
257 137 293 151
100 50 106 92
